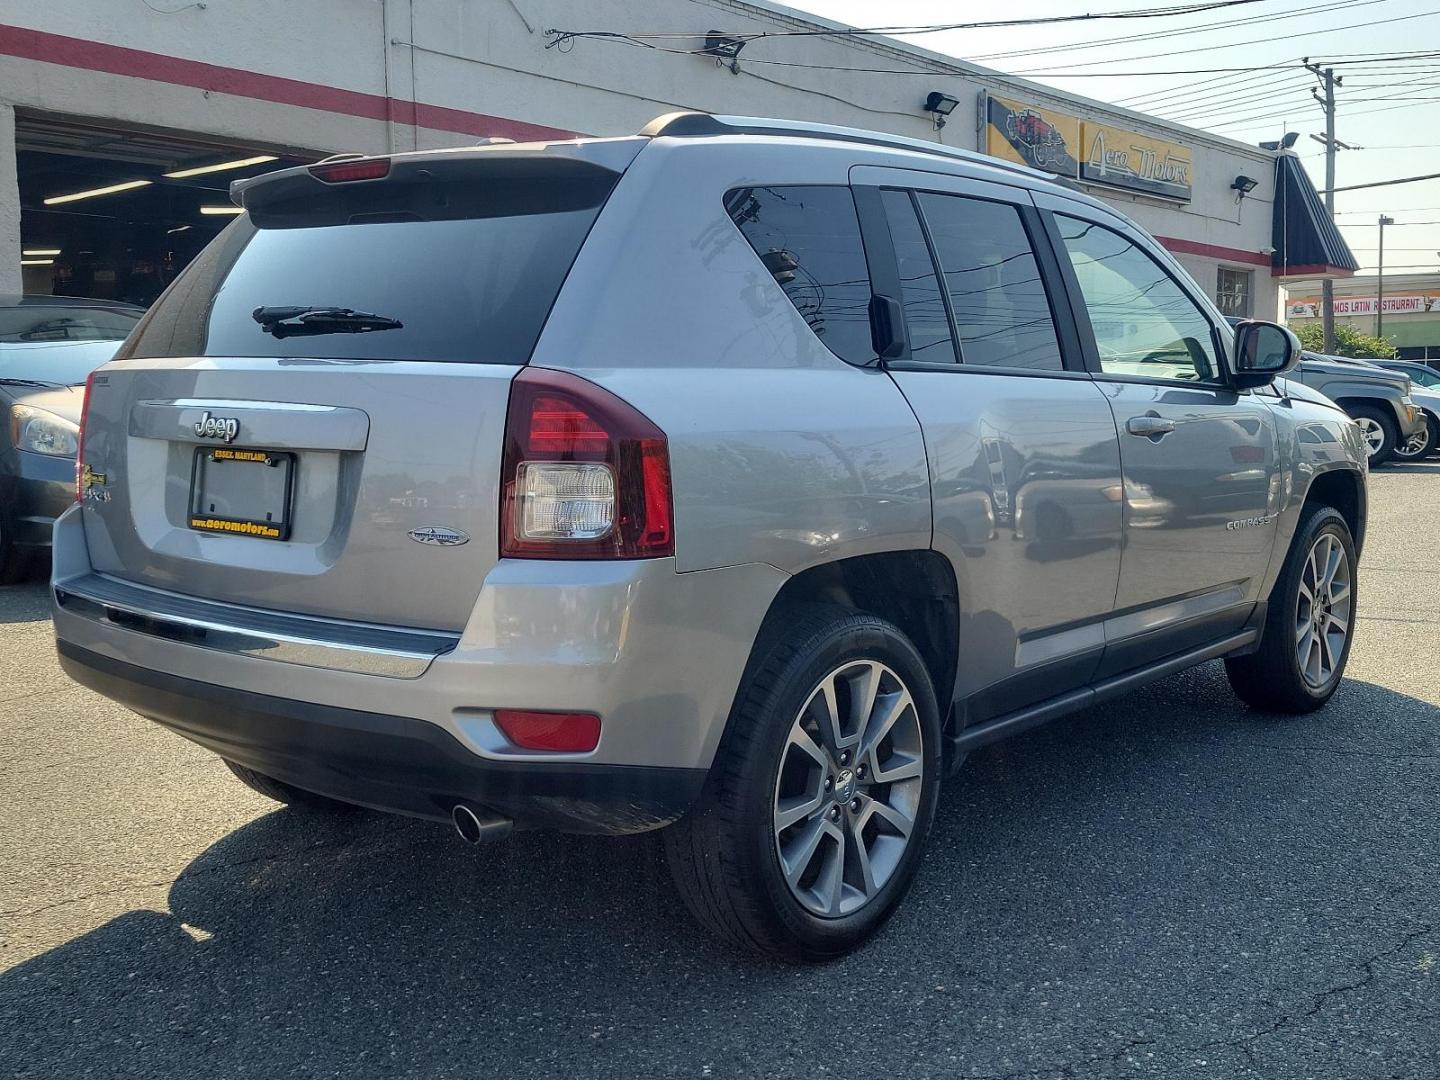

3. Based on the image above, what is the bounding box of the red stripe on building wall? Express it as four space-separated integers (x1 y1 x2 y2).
1154 235 1272 268
1273 263 1356 278
0 24 574 142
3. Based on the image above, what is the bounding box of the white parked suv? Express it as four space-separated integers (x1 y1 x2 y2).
53 113 1367 960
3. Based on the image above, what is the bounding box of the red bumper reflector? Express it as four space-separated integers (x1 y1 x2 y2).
494 709 601 753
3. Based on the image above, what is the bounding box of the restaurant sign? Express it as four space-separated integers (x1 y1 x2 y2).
1287 296 1440 318
983 93 1193 201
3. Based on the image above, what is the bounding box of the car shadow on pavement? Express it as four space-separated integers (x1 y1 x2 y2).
5 662 1439 1078
1374 461 1440 474
0 578 51 623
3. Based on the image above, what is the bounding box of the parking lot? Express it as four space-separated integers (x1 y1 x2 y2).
1 466 1436 1080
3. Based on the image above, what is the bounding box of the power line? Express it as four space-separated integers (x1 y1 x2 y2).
1119 65 1298 108
553 25 1440 82
1216 94 1440 131
1155 75 1316 121
1211 68 1440 130
549 42 1440 81
966 0 1380 63
546 0 1275 48
1007 7 1438 74
1326 172 1440 194
1116 50 1440 106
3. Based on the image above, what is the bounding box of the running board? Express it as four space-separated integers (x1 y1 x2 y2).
953 629 1259 753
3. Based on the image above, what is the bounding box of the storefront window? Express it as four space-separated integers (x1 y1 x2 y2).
1217 267 1253 318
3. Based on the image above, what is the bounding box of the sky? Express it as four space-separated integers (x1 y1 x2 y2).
785 0 1440 281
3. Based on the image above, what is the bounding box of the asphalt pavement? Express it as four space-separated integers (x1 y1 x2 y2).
3 467 1438 1080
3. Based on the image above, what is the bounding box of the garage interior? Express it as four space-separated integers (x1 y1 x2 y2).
16 112 310 305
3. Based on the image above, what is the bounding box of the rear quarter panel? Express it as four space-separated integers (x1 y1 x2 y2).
531 138 932 574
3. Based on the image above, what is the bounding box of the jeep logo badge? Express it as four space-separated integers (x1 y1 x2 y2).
193 411 240 443
408 526 470 547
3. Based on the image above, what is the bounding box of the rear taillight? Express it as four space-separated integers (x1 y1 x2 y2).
494 709 601 753
307 158 391 183
73 371 96 503
501 368 673 559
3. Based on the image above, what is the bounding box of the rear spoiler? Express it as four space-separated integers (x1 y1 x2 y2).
230 137 647 221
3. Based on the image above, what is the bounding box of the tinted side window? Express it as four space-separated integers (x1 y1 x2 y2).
727 186 874 365
879 189 956 364
1056 215 1220 383
917 193 1064 372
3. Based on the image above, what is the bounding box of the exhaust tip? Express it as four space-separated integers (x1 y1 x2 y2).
451 802 513 845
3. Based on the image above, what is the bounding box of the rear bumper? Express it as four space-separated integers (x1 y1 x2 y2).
51 505 788 828
58 639 706 832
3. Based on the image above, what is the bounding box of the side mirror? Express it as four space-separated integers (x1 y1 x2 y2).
1232 320 1301 389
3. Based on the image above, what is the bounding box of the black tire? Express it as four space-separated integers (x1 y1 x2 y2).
664 604 942 963
0 514 32 585
1225 504 1356 713
1349 404 1398 466
223 759 356 811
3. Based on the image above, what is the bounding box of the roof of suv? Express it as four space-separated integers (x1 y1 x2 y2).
640 112 1062 186
234 112 1110 218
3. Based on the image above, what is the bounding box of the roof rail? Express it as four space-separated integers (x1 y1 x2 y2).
638 112 1074 189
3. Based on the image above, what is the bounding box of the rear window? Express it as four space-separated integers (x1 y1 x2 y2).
122 172 612 364
726 185 875 365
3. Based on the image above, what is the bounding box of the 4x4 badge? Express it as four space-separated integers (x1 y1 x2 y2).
193 411 240 442
80 464 110 501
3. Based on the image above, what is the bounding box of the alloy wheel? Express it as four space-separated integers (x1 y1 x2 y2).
1295 531 1352 688
1354 416 1386 457
772 660 924 918
1396 422 1432 459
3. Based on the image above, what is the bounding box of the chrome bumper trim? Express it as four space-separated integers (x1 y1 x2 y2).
54 573 456 679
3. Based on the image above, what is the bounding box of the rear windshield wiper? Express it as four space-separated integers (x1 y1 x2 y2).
252 306 403 339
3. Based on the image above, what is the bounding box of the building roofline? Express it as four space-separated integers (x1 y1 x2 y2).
706 0 1277 160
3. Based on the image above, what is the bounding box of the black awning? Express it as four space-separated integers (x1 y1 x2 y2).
1272 154 1359 277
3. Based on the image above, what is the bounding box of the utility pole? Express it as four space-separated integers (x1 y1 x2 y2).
1306 62 1341 353
1377 214 1394 339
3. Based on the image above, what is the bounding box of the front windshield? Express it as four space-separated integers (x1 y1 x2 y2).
0 305 141 385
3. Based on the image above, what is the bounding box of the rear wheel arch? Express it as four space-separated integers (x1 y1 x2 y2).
755 551 960 711
714 552 959 767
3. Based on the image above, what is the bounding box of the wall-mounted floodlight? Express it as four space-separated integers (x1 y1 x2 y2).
1258 132 1300 151
924 92 960 130
1232 175 1259 195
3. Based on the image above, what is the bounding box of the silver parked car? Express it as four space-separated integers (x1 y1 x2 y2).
0 295 143 581
52 114 1368 961
1290 352 1423 465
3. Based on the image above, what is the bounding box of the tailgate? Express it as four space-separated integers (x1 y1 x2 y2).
71 140 636 632
79 358 515 631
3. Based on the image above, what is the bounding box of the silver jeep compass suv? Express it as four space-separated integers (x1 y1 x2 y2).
52 113 1368 961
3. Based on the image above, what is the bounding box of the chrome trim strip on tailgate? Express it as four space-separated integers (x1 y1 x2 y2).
54 573 456 678
129 399 370 451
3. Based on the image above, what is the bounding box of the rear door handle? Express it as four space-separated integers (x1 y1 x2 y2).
1126 415 1177 438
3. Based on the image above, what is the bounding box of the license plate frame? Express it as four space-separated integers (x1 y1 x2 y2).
188 447 296 541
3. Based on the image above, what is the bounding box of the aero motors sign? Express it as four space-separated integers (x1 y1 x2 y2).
982 94 1193 201
1288 296 1440 318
